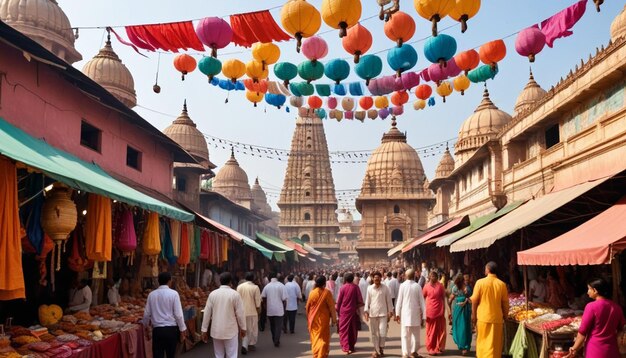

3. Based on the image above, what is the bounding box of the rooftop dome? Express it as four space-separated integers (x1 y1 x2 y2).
435 147 455 179
82 34 136 108
251 177 272 215
213 150 253 204
163 101 211 167
0 0 82 64
610 5 626 42
514 70 547 116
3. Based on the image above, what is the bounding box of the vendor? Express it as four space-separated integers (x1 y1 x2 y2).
68 279 92 313
107 279 121 306
529 273 547 303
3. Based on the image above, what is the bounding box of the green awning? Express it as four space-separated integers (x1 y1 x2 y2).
436 200 526 247
0 117 193 221
256 232 294 252
241 236 285 261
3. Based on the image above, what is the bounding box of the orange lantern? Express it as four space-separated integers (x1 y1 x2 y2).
479 39 506 70
245 60 269 82
243 79 268 94
436 81 453 103
448 0 481 33
453 75 470 95
308 95 323 109
383 11 415 47
246 90 265 107
374 96 389 109
413 100 426 110
173 54 197 81
359 96 373 110
391 90 409 106
414 84 433 100
252 42 281 70
222 59 246 83
454 49 480 74
342 23 373 63
321 0 362 38
414 0 456 37
281 0 322 52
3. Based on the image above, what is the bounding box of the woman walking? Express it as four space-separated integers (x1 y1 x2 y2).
336 273 364 354
306 276 338 358
449 274 472 355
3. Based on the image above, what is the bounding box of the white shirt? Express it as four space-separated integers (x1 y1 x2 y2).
359 278 369 302
237 281 261 317
201 269 213 288
107 287 121 306
365 284 393 318
302 278 309 295
69 286 92 313
395 280 426 327
143 285 186 331
201 285 246 340
529 280 547 303
285 281 302 311
386 277 400 299
304 280 315 300
261 279 287 316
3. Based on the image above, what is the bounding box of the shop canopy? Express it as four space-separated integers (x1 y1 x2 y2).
517 195 626 266
283 240 309 255
450 177 609 252
388 219 452 256
401 216 470 253
256 232 294 252
290 237 322 256
0 117 193 222
436 200 526 247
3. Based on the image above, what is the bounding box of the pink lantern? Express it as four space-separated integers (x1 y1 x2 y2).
400 72 420 90
392 106 404 116
301 37 329 62
196 17 233 58
427 63 448 85
445 58 462 77
515 25 546 63
393 76 405 91
345 111 354 120
327 97 338 109
420 68 431 82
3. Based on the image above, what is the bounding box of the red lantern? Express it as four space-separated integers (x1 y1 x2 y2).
173 54 197 81
342 23 373 63
479 39 506 69
454 49 480 74
243 79 268 94
383 11 415 47
359 96 373 110
414 84 432 100
391 90 409 106
308 96 323 109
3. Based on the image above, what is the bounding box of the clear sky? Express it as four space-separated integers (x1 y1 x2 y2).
61 0 623 215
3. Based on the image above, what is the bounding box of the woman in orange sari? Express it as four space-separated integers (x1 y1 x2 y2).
306 276 338 358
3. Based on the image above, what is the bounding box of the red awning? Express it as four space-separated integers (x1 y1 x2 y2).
517 195 626 266
284 240 309 255
196 213 243 242
402 216 469 253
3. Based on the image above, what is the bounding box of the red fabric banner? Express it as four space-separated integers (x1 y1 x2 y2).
230 10 291 47
124 21 204 52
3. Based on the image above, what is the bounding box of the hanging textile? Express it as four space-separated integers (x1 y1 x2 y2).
540 0 587 48
142 212 161 256
200 230 210 261
230 10 292 47
222 236 229 262
124 21 204 52
37 235 54 286
0 157 25 300
85 194 112 262
115 209 137 265
67 231 89 273
177 223 190 266
19 173 45 254
191 225 201 263
160 219 177 265
170 220 181 257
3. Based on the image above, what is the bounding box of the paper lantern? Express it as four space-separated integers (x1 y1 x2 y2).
387 44 418 76
246 90 264 107
173 54 196 81
445 57 462 77
413 99 426 110
315 108 327 119
341 97 355 111
454 49 480 74
290 82 315 96
290 96 304 107
349 82 364 96
243 79 268 94
321 0 362 38
391 90 409 106
252 42 281 70
414 84 432 100
198 56 222 82
379 107 390 119
298 60 325 83
41 184 77 243
515 26 546 63
355 54 383 85
367 109 378 119
265 93 287 108
345 111 354 120
424 33 457 67
375 96 389 109
302 37 329 61
334 84 347 96
436 81 453 102
355 111 366 121
273 62 298 86
196 17 233 58
400 71 421 90
414 0 456 36
383 11 415 47
308 95 323 109
316 84 331 96
427 62 448 85
327 97 338 109
342 23 372 63
281 0 322 52
324 58 351 84
453 74 470 95
335 110 344 121
479 39 506 69
359 96 373 110
448 0 481 33
246 60 269 82
467 64 498 83
392 106 404 116
222 59 246 83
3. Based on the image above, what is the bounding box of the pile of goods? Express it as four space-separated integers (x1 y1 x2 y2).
506 293 583 334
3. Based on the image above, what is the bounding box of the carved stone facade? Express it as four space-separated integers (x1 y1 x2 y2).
278 112 340 257
337 209 359 260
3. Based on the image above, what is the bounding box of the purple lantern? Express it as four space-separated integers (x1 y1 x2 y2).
379 107 390 119
392 106 404 116
196 17 233 58
515 25 546 63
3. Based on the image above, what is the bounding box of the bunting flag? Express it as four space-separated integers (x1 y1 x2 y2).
125 21 204 52
230 10 292 47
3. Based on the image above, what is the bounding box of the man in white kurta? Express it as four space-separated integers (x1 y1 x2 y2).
237 272 261 354
364 271 394 357
395 269 426 358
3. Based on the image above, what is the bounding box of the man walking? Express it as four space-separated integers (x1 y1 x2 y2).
395 269 426 358
470 261 509 358
237 272 261 355
283 274 302 334
364 271 394 358
201 272 246 358
385 271 400 307
143 272 187 358
423 271 447 355
336 272 364 354
261 272 287 347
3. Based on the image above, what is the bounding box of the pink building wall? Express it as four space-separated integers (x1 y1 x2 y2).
0 41 175 195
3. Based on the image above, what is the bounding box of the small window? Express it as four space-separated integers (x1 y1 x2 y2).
305 173 311 177
545 124 560 149
391 229 403 242
126 146 142 170
307 136 311 140
80 121 101 152
478 166 484 181
393 205 400 214
304 213 311 220
305 191 311 197
176 176 187 192
301 234 310 242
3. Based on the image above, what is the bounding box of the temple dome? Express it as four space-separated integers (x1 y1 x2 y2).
514 70 547 116
610 5 626 41
251 177 272 215
435 147 455 179
163 101 211 167
82 36 136 108
213 150 253 204
0 0 82 64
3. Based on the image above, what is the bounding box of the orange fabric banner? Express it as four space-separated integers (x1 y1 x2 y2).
0 157 25 300
85 194 112 261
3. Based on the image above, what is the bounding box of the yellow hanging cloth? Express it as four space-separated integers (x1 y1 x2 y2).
85 194 112 261
142 212 161 255
170 220 181 257
0 157 25 300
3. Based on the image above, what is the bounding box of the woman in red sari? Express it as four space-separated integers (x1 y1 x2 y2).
306 276 337 358
423 271 447 355
335 272 364 354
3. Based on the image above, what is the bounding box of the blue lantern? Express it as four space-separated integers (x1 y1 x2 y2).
333 84 347 96
265 93 286 109
355 54 383 85
349 82 364 96
315 108 327 119
315 84 331 96
424 34 457 67
387 44 418 76
298 60 325 83
324 58 351 85
467 65 499 83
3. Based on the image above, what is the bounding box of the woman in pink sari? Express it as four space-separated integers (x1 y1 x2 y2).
423 271 447 355
335 272 364 354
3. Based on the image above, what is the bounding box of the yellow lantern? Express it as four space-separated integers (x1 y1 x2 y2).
222 59 246 83
374 96 389 109
414 0 456 36
281 0 322 52
245 60 269 82
321 0 362 38
252 42 281 70
436 81 453 102
448 0 481 33
413 100 426 110
453 75 470 95
246 90 264 107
